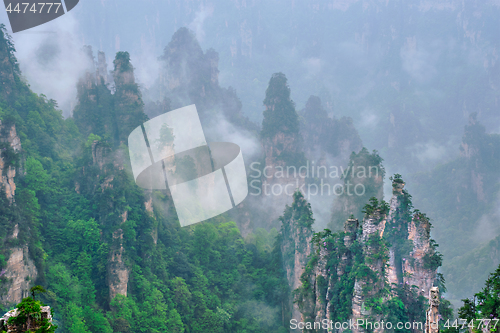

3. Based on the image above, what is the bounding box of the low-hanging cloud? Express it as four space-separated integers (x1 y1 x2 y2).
203 112 261 161
400 37 441 83
131 46 161 93
408 137 460 171
473 190 500 244
412 141 450 163
358 108 380 130
302 57 323 79
188 5 214 44
3 13 90 117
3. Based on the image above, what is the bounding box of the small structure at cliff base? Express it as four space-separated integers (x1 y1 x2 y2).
425 287 440 333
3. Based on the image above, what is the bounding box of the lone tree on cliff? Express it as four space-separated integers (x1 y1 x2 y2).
30 285 46 301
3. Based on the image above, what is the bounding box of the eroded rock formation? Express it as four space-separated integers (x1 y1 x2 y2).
386 177 440 298
0 121 37 308
260 73 306 229
280 191 314 331
75 138 131 302
108 228 129 300
403 214 437 298
289 177 441 332
351 209 387 333
425 287 440 333
0 246 37 306
0 121 21 203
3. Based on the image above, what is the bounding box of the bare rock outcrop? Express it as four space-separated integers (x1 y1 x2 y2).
402 213 439 298
0 246 37 306
425 287 440 333
0 121 21 203
0 121 36 308
108 228 129 300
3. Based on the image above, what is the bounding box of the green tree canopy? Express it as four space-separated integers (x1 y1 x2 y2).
261 73 299 139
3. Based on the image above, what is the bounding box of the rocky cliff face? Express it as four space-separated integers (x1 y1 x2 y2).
0 121 21 203
425 287 440 333
386 177 440 298
279 191 314 331
403 215 436 298
108 228 129 300
293 218 361 332
258 73 307 230
351 210 388 333
0 121 38 307
76 139 131 301
0 246 37 306
385 180 406 287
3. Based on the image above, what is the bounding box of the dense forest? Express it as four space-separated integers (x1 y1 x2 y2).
0 25 290 332
3 0 499 309
0 4 499 331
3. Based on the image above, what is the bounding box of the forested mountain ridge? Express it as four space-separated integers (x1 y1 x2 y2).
147 27 258 134
0 23 81 310
0 25 291 332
